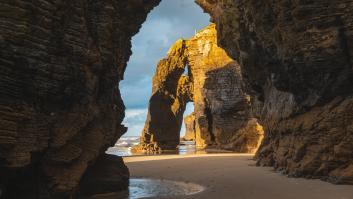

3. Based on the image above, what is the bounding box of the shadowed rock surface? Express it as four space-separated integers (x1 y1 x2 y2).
1 0 352 198
138 24 263 153
197 0 353 184
0 0 160 198
79 154 129 197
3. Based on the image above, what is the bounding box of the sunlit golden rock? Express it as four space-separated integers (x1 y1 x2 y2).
183 113 196 141
138 24 264 153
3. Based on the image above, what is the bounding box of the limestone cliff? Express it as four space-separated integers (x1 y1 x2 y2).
197 0 353 184
139 24 263 153
0 0 160 198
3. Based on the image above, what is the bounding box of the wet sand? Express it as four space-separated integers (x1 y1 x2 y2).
124 154 353 199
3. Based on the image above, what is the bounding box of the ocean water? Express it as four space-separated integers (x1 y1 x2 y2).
107 178 205 199
106 136 141 156
106 136 197 157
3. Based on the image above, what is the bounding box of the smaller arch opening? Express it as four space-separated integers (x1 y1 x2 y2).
182 63 191 76
179 102 196 155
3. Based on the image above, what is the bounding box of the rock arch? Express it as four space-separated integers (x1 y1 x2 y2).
0 0 352 197
138 24 264 153
138 39 193 152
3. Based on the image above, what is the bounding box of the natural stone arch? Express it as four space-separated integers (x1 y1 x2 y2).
137 24 264 153
1 0 352 198
138 39 193 151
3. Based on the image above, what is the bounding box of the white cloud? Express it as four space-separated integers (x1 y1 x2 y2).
125 109 148 119
123 109 148 136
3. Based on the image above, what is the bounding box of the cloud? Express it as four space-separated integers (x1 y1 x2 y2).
125 109 148 119
120 77 151 109
121 0 209 136
123 109 148 136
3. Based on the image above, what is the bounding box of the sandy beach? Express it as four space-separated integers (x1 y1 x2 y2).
124 154 353 199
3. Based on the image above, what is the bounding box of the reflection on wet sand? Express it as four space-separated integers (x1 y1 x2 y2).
87 178 205 199
106 139 234 157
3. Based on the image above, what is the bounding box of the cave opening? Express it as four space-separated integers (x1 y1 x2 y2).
108 0 210 156
107 0 265 157
1 0 352 198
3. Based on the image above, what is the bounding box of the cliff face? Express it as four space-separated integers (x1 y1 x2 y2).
197 0 353 184
0 0 160 198
2 1 351 197
139 24 263 153
187 25 263 151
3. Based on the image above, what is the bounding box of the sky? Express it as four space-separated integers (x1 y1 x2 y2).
121 0 210 137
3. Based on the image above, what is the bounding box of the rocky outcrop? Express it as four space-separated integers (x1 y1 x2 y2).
79 154 129 197
139 24 263 153
138 39 193 152
183 113 196 141
197 0 353 184
0 0 160 198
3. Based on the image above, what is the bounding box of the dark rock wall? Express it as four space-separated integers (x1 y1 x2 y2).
0 0 160 197
1 1 351 198
79 154 129 197
197 0 353 184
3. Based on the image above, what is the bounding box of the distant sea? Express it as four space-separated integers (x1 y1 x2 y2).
106 136 197 157
106 136 141 156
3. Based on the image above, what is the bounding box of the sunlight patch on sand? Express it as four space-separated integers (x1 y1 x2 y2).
123 153 254 163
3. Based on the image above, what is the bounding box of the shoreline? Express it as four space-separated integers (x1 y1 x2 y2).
124 154 353 199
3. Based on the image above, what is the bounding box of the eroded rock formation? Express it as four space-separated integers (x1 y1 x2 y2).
197 0 353 184
138 39 193 152
0 0 160 198
79 154 129 197
183 113 196 141
1 1 352 198
139 24 263 153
